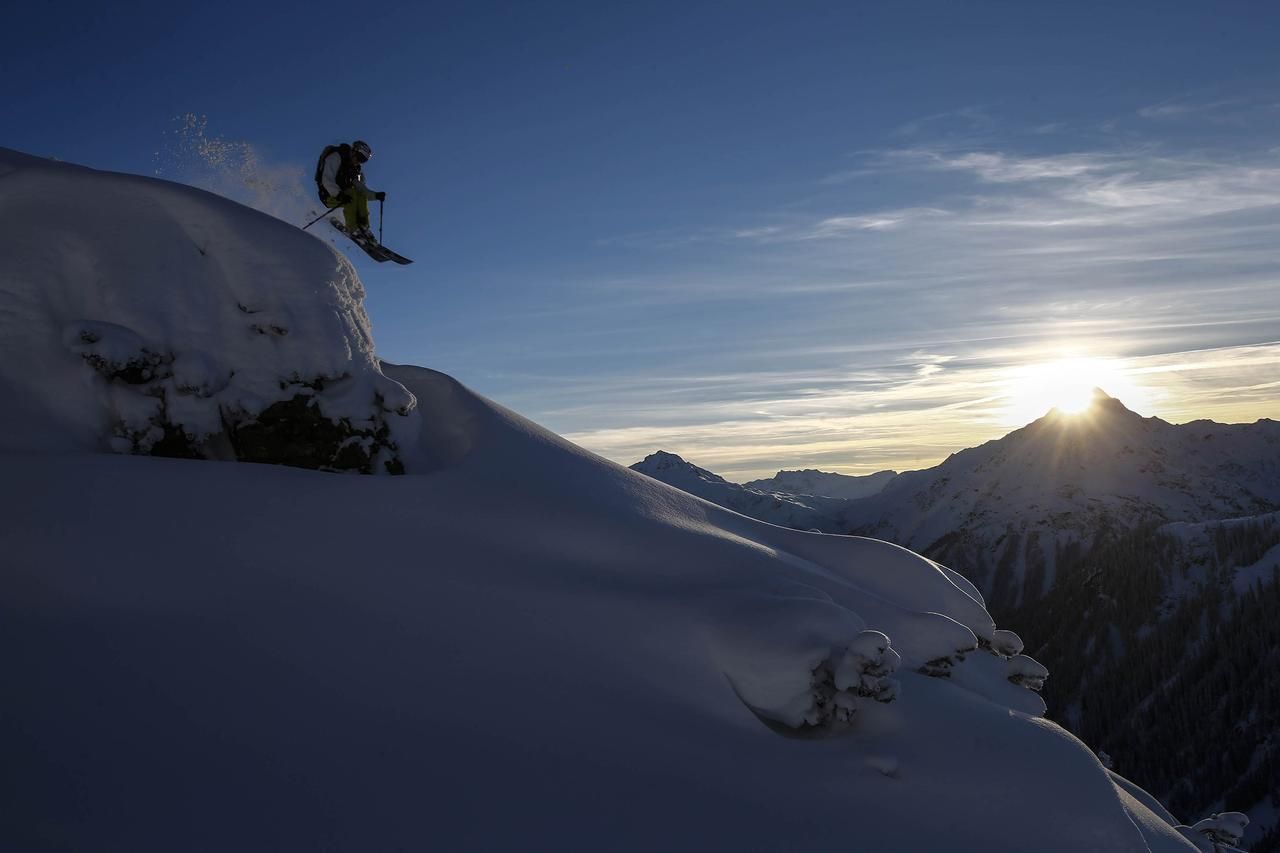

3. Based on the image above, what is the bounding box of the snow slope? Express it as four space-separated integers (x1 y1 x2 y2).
3 375 1187 851
0 149 1206 850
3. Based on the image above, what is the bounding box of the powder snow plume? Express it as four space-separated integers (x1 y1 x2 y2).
154 114 316 226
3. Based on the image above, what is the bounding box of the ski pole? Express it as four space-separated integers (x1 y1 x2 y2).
379 197 384 245
301 207 333 231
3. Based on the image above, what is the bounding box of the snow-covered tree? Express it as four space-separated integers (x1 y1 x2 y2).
1177 811 1249 852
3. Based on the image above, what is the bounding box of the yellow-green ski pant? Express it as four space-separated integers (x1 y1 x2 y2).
325 188 373 231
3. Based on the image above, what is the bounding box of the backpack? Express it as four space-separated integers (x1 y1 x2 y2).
314 144 359 199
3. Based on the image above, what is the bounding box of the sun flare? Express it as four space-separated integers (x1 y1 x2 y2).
1002 357 1147 426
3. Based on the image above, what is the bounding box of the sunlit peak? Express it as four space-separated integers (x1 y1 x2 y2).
1002 357 1144 426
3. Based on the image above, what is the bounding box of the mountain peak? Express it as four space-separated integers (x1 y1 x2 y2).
633 450 728 484
1035 387 1142 427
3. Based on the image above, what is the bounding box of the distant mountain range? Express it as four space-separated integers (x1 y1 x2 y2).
634 391 1280 611
744 468 898 500
631 451 850 533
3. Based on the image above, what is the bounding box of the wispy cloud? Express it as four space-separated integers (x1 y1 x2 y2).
889 149 1112 183
1138 97 1244 119
1136 93 1280 126
501 124 1280 479
893 105 994 138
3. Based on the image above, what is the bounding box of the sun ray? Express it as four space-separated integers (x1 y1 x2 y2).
1001 356 1150 425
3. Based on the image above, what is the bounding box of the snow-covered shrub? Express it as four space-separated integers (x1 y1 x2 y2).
60 322 409 473
799 629 901 731
63 321 172 386
835 630 902 703
716 595 899 735
1007 654 1048 692
913 614 979 678
1177 812 1249 852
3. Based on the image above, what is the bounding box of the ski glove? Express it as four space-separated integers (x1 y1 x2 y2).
375 192 387 201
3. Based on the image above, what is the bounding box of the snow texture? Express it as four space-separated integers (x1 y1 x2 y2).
0 148 1207 851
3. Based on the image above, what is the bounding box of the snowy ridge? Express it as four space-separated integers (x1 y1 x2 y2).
0 148 1215 850
631 450 849 532
1161 512 1280 595
745 467 899 500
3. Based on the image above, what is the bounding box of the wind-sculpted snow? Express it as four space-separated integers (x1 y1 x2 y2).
0 149 1207 850
2 361 1203 850
0 147 416 470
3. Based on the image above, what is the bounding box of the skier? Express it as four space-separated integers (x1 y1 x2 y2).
314 140 385 243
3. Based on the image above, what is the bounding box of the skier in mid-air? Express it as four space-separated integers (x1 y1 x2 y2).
315 139 385 243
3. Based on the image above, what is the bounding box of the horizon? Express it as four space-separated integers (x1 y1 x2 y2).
635 385 1280 482
9 0 1279 482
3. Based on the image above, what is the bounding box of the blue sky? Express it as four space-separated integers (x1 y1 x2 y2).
6 1 1280 479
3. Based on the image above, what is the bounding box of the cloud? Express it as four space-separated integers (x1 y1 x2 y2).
512 131 1280 479
886 148 1112 183
893 106 994 138
1136 94 1280 126
1137 96 1244 120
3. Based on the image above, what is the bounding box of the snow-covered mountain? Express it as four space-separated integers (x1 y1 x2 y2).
745 467 898 500
843 391 1280 611
639 393 1280 614
0 148 1233 851
631 450 849 532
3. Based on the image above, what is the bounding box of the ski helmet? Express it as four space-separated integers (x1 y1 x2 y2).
352 140 372 162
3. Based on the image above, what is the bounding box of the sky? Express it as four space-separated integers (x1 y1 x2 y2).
5 0 1280 480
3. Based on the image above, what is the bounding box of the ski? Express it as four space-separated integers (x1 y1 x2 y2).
329 221 413 265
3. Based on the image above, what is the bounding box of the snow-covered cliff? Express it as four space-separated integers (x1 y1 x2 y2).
0 147 416 472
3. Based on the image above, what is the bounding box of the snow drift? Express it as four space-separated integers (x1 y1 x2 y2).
0 147 416 472
0 150 1214 850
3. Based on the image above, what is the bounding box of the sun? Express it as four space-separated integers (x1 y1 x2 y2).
1001 357 1146 426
